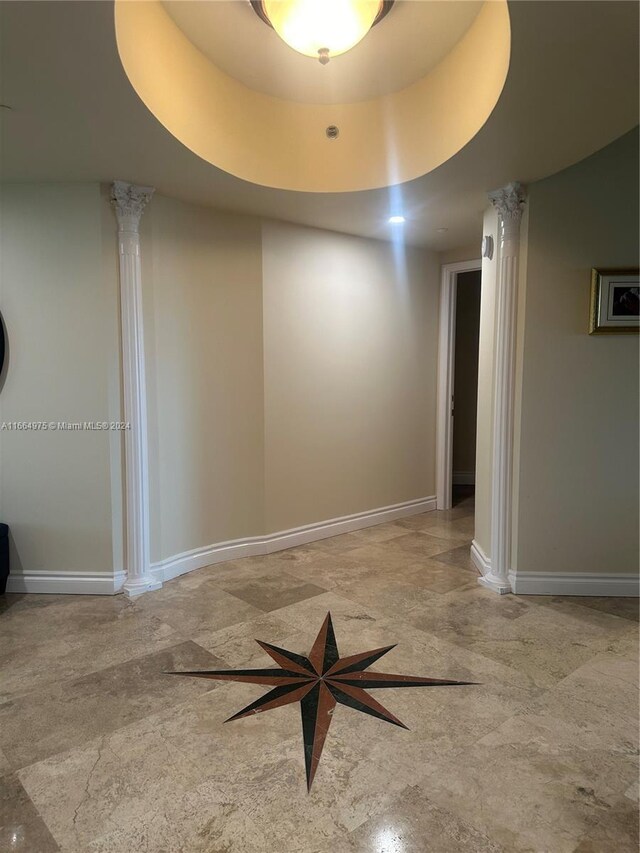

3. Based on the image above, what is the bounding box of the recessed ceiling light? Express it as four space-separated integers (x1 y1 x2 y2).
436 227 448 233
388 215 405 224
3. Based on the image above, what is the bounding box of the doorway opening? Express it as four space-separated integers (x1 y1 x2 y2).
436 260 482 511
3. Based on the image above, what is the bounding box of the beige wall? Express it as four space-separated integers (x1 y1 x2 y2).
262 221 440 532
514 128 639 577
0 184 120 576
0 185 442 580
139 195 265 562
453 270 481 479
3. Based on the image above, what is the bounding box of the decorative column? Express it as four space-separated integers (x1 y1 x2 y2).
480 182 526 595
111 181 161 597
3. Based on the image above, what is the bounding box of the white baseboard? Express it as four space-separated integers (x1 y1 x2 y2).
6 570 127 596
509 571 640 597
470 539 491 577
152 495 437 584
5 497 435 596
453 472 475 486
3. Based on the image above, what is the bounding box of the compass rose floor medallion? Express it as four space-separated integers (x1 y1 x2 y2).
170 612 475 789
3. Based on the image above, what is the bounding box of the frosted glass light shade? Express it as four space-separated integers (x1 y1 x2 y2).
263 0 381 61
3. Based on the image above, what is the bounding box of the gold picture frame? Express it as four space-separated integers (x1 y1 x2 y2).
589 268 640 334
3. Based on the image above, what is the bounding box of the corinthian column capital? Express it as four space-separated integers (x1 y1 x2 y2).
110 181 155 231
488 182 526 224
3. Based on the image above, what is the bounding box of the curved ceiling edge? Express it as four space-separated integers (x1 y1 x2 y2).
114 0 511 193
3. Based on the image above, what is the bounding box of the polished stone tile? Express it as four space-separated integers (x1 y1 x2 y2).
19 685 345 852
131 577 263 634
409 586 636 688
0 606 180 704
384 531 458 559
349 522 409 544
419 740 638 853
482 653 639 759
430 543 478 571
192 611 299 667
0 747 11 776
538 594 640 623
210 735 411 851
216 570 327 612
303 532 366 554
270 590 380 632
397 559 478 593
279 549 381 590
417 516 475 542
333 572 448 621
0 773 59 852
346 784 505 852
0 641 221 770
18 684 284 851
85 780 267 853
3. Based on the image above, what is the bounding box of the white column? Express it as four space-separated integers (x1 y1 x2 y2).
111 181 161 597
479 182 526 595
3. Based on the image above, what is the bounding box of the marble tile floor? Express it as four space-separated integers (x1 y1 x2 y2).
0 493 638 852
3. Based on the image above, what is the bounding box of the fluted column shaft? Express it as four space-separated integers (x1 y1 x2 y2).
480 182 526 595
111 181 161 597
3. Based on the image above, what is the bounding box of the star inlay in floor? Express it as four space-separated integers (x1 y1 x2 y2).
170 612 475 789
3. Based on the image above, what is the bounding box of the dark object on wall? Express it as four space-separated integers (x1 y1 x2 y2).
0 311 5 377
0 524 8 594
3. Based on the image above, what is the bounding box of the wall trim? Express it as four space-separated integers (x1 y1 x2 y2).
152 495 437 584
111 181 161 599
487 183 526 595
453 471 475 485
6 570 127 596
510 571 640 597
470 539 491 577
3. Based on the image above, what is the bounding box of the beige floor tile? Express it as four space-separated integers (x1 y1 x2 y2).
0 773 59 852
384 531 459 559
0 641 221 770
398 560 479 592
333 573 448 621
278 549 382 590
302 532 366 554
346 785 505 852
416 517 475 542
131 577 264 634
192 611 299 667
216 570 327 612
532 594 640 624
419 740 638 853
223 736 411 851
86 780 267 853
0 594 182 703
269 589 381 632
0 747 11 776
409 586 637 688
18 683 293 852
348 522 409 544
430 543 478 571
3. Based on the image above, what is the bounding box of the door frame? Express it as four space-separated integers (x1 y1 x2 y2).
436 259 482 510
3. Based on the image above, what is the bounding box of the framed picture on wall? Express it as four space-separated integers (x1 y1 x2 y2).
589 268 640 334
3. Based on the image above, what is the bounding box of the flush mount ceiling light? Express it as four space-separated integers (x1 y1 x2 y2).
251 0 394 64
